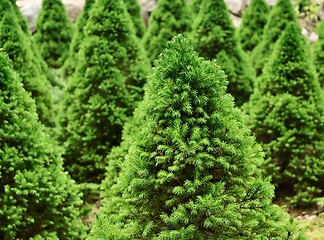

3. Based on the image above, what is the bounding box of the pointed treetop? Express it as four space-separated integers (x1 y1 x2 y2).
34 0 74 68
260 21 321 100
238 0 270 52
142 0 192 63
0 12 54 126
252 0 298 76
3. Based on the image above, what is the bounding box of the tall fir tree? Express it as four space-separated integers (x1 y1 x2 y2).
238 0 270 52
7 0 55 88
33 0 74 69
142 0 192 63
0 9 54 126
123 0 146 38
313 19 324 87
252 0 298 76
90 35 306 239
246 22 324 207
0 51 85 239
62 0 96 78
191 0 254 106
60 0 150 184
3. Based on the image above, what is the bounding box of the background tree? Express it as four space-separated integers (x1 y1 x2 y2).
191 0 254 106
246 22 324 207
0 11 54 126
60 0 150 184
123 0 146 38
7 0 57 88
142 0 192 63
90 35 306 239
252 0 298 76
33 0 74 69
238 0 270 52
313 18 324 87
0 51 85 239
62 0 95 78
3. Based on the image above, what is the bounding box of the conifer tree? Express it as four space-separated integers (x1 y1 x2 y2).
252 0 298 76
313 19 324 87
9 0 30 34
191 0 254 106
0 10 54 126
123 0 146 38
238 0 270 52
60 0 150 183
62 0 96 77
246 22 324 206
90 35 306 239
33 0 74 69
142 0 192 63
0 51 85 239
7 0 55 88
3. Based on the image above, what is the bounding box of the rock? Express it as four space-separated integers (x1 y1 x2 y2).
19 0 85 33
225 0 247 16
307 215 317 220
17 0 35 8
138 0 157 26
231 14 242 27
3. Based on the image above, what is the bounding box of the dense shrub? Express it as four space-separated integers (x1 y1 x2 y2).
191 0 254 106
238 0 270 52
0 9 54 126
0 51 85 240
246 22 324 207
252 0 298 76
142 0 192 63
33 0 74 68
60 0 150 184
90 35 306 239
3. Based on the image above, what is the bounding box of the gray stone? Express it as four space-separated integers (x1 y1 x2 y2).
225 0 247 16
19 0 84 33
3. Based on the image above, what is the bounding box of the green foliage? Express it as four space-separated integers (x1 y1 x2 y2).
191 0 254 106
246 22 324 207
142 0 192 63
0 9 54 126
313 19 324 86
123 0 146 38
189 0 203 17
90 35 307 239
62 0 95 78
60 0 150 184
0 51 85 239
252 0 298 76
33 0 74 69
99 112 141 217
238 0 270 52
8 0 55 89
